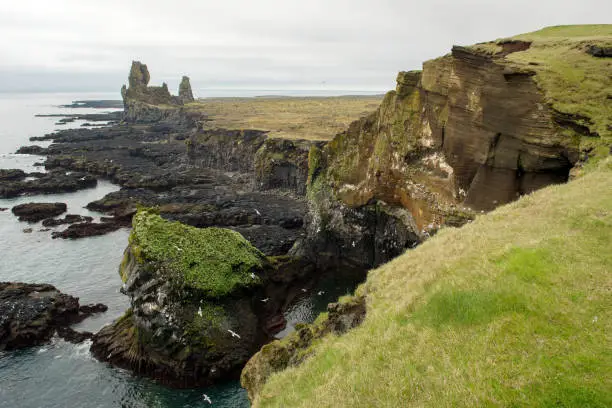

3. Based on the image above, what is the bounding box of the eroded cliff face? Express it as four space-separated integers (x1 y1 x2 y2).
187 129 322 196
299 43 586 269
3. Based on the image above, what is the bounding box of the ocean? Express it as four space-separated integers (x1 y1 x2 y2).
0 92 366 408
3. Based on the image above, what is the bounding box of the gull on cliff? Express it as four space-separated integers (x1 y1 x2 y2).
317 291 325 296
250 273 256 279
301 288 307 293
197 307 202 317
228 329 241 339
202 394 212 404
254 209 261 216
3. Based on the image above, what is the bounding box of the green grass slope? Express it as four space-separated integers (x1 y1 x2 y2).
254 158 612 407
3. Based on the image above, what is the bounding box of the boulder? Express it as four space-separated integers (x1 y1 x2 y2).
11 202 67 223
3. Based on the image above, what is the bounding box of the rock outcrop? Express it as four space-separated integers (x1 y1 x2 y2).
0 168 97 198
241 295 366 401
0 282 107 350
11 202 67 223
120 61 195 124
187 129 322 196
178 76 194 103
90 210 271 387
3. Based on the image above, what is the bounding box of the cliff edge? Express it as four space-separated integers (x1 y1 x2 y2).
295 24 611 270
242 25 612 407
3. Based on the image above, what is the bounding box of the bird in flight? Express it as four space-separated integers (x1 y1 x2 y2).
202 394 212 404
260 298 269 303
228 329 241 339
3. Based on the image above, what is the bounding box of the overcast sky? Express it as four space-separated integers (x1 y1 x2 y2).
0 0 609 94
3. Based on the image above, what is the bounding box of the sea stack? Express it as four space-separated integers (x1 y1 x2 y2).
120 61 192 123
178 76 194 103
90 209 270 387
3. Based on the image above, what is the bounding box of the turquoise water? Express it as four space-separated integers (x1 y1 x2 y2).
0 92 366 408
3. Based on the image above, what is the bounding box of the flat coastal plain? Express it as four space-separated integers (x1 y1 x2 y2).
186 95 384 141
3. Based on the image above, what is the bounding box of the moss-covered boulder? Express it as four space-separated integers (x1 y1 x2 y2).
91 210 270 387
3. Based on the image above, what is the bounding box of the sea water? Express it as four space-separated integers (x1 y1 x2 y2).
0 92 366 408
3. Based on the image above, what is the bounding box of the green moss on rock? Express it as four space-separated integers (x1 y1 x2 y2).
128 209 266 297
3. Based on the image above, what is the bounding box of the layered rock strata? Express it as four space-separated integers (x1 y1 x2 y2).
297 43 589 269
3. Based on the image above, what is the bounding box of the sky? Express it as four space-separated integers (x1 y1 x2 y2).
0 0 609 94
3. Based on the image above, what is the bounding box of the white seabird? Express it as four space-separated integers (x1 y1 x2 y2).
228 329 241 339
254 209 261 216
261 298 269 303
202 394 212 404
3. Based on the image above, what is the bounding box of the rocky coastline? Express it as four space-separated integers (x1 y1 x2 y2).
3 32 608 397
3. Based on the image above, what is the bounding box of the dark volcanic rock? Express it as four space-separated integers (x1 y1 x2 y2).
59 100 124 109
178 76 194 103
42 214 93 227
0 170 97 198
91 211 271 387
0 169 26 181
0 282 107 350
586 44 612 58
51 221 124 239
15 145 47 155
12 202 67 223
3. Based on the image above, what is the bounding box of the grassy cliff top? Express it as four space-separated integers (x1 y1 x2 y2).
129 210 265 297
470 25 611 159
254 157 612 407
184 95 382 141
509 25 611 140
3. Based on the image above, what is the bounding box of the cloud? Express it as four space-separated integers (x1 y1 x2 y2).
0 0 610 92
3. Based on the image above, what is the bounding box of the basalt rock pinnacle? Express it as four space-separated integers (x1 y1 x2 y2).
121 61 196 123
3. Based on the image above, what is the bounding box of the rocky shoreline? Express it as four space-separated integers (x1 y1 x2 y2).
1 62 354 388
4 46 601 395
0 282 107 350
